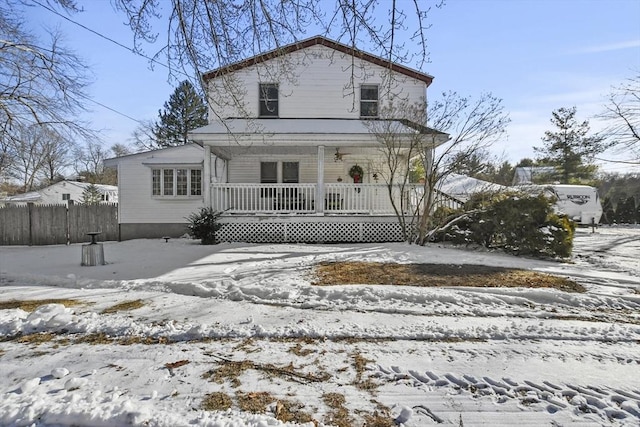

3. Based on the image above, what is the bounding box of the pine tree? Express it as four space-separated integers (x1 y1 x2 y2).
153 80 208 147
617 196 637 224
535 107 605 184
81 184 102 205
601 196 614 225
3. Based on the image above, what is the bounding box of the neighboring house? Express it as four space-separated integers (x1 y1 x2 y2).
0 181 118 206
107 36 450 242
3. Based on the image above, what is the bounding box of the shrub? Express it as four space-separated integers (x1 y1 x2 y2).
432 191 574 258
186 207 223 244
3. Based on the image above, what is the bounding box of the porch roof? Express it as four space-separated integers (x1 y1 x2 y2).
189 118 448 147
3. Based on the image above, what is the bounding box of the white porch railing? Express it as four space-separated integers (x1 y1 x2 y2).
210 183 464 215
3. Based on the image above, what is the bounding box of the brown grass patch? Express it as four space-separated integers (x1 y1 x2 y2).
203 358 331 388
314 261 585 293
362 413 395 427
16 332 57 346
203 360 254 387
289 342 314 357
323 393 353 427
73 333 170 346
273 398 315 424
101 299 145 314
351 351 378 391
0 299 85 312
165 359 190 370
237 391 275 413
202 392 233 411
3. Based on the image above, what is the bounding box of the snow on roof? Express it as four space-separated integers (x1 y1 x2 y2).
437 173 506 202
190 118 425 136
2 191 41 203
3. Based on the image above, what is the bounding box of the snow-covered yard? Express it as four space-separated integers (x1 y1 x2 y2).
0 226 639 426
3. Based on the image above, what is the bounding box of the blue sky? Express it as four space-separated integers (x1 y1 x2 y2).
28 0 640 173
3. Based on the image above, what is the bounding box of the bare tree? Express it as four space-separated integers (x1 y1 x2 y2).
39 127 76 184
1 0 96 190
6 124 49 191
420 92 510 243
110 143 133 158
368 93 510 244
74 141 112 184
599 71 640 162
112 0 443 116
0 1 93 144
130 119 158 151
366 102 438 242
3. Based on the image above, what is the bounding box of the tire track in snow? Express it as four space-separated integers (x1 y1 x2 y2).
375 365 640 424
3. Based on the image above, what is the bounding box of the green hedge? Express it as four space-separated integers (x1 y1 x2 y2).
433 192 575 258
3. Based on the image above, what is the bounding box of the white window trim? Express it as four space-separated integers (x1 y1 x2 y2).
151 167 203 198
259 83 279 117
360 84 379 118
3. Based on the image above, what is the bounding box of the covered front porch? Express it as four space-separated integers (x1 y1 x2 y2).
191 118 451 243
209 182 462 243
209 182 462 215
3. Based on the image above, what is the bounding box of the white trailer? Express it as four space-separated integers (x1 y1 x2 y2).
516 184 603 225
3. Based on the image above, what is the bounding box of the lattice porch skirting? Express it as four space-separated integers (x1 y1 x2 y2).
217 215 404 243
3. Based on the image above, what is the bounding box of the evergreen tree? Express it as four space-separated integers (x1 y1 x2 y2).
617 196 637 224
153 80 208 147
81 184 102 205
535 107 605 184
601 196 615 225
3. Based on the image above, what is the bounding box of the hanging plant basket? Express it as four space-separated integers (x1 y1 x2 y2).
348 164 364 178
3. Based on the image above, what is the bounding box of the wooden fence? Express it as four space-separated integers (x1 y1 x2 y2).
0 202 118 245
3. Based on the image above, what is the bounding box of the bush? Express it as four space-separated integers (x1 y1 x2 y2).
186 207 223 244
432 191 574 258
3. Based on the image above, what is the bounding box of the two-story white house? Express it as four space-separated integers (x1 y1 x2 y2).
106 36 449 242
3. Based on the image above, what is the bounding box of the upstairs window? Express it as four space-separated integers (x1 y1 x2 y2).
360 84 379 117
259 83 279 117
62 193 71 201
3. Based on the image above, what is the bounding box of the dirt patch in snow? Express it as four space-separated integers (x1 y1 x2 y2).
314 262 585 293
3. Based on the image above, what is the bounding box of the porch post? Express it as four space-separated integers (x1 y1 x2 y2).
316 145 325 214
203 145 212 208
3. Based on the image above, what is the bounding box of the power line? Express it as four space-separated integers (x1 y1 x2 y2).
31 0 192 126
594 157 640 166
32 0 180 76
75 93 143 124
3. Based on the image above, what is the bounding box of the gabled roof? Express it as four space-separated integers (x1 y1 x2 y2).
202 36 434 86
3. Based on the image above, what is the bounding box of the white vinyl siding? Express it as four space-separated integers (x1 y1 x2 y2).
207 45 427 120
112 144 208 224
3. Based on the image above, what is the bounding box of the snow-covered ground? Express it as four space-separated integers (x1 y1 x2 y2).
0 226 638 426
